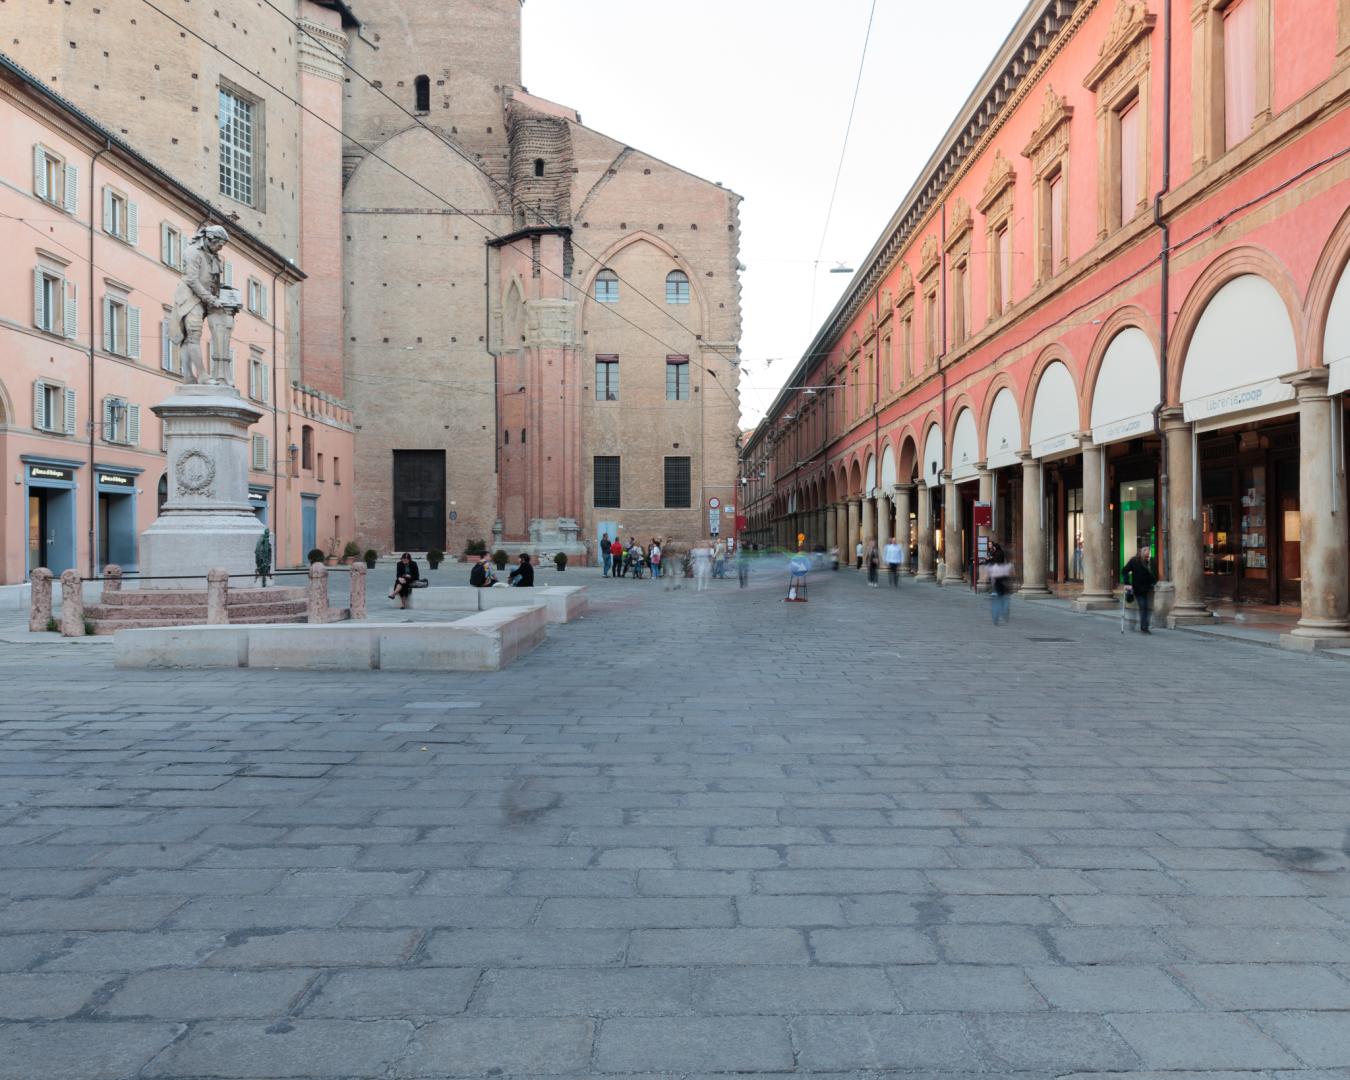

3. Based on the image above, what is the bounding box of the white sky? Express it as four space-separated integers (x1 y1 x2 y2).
521 0 1018 428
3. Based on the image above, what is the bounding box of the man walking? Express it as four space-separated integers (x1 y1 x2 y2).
600 532 611 578
883 537 903 587
1122 543 1157 634
855 539 864 571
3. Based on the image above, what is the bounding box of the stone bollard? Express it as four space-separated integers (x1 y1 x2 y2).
103 564 123 594
206 568 229 625
349 564 367 621
307 563 329 624
29 568 53 633
59 569 84 637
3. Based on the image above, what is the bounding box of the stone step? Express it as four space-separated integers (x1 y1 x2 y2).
226 601 308 620
98 587 306 608
89 613 308 635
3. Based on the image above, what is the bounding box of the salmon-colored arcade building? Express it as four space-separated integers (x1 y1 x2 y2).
744 0 1350 649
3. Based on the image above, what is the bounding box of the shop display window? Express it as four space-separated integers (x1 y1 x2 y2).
1239 465 1268 579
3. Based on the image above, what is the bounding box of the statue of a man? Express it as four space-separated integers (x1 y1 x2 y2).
171 224 242 385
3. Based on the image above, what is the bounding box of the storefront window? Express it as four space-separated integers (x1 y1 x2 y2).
1239 465 1268 581
1066 487 1083 581
1120 479 1157 572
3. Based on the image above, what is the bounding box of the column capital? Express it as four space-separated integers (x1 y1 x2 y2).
1016 450 1036 465
939 470 953 484
893 482 915 494
1280 368 1332 400
1158 405 1188 432
974 460 989 472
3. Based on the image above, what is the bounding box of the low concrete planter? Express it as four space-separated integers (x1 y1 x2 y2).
113 605 548 672
406 585 588 624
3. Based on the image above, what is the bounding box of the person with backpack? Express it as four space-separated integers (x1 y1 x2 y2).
987 544 1013 626
469 556 497 588
1121 543 1157 634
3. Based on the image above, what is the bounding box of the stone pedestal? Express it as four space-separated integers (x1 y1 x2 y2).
915 484 936 582
1074 441 1117 610
1018 452 1052 597
1160 407 1213 626
894 484 914 574
139 385 266 588
941 474 965 585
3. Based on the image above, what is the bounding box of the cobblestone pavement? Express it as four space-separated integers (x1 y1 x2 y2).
2 566 1350 1079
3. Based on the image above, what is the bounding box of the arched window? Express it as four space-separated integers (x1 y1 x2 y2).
594 269 619 304
665 270 690 305
157 474 168 514
414 75 430 113
533 158 545 178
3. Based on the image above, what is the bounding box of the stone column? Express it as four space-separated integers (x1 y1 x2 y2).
915 483 936 581
59 569 84 637
861 496 875 551
942 472 965 584
1018 452 1051 596
847 499 860 564
1075 441 1116 610
206 568 229 624
350 563 368 621
307 563 330 624
878 492 893 544
975 466 994 591
29 567 52 633
1282 371 1350 649
1160 407 1210 625
894 484 914 573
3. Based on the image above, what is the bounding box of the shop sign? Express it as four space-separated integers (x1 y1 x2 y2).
28 465 73 483
97 472 134 487
1030 432 1080 459
1092 411 1153 447
248 490 268 503
1182 377 1293 423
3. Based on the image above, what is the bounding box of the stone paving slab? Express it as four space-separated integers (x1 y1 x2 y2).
2 570 1350 1075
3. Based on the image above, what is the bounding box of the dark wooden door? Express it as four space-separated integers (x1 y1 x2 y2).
393 450 446 552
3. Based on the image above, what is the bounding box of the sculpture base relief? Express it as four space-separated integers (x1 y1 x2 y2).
139 383 266 588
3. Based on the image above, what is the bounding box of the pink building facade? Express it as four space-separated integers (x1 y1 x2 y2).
0 56 354 584
745 0 1350 646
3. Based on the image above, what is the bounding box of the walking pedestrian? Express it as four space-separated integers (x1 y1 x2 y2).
1121 543 1157 634
649 539 662 579
610 536 624 577
692 540 713 591
736 543 751 588
883 537 903 587
713 539 726 579
855 539 864 571
866 543 880 587
600 532 611 577
987 549 1013 625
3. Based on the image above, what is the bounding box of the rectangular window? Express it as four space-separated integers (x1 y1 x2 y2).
664 456 692 508
251 434 269 472
593 456 620 508
593 271 619 304
924 291 938 361
102 188 137 244
34 380 65 433
160 313 181 373
333 457 341 486
249 352 268 402
247 278 269 318
102 397 140 445
882 335 896 390
317 453 325 483
951 260 970 345
33 144 77 213
1118 98 1141 225
903 314 916 378
1047 171 1065 275
34 268 62 334
595 356 619 401
161 223 183 270
665 356 689 400
994 226 1012 313
219 87 256 205
103 296 141 359
1223 0 1258 149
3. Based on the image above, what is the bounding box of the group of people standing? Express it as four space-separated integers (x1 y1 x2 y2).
601 534 664 580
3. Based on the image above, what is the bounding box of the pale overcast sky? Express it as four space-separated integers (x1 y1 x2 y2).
522 0 1018 428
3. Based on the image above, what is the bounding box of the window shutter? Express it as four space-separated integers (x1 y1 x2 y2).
64 280 78 340
260 287 268 319
128 404 141 446
33 380 46 430
161 222 170 264
103 397 114 442
161 318 172 371
33 145 46 199
64 387 77 435
223 261 234 287
103 297 114 353
33 267 45 329
126 201 138 245
64 164 78 214
127 306 141 359
252 434 267 471
103 188 113 234
262 364 269 402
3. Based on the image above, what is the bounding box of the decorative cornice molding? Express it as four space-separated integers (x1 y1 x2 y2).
919 234 941 280
1084 0 1155 90
976 150 1016 214
1023 85 1075 158
944 198 973 253
297 17 349 83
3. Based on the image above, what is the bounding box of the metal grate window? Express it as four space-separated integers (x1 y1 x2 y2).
219 88 255 205
593 456 621 508
664 456 691 508
595 357 619 401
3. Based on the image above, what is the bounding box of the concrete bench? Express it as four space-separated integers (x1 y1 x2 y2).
113 605 548 672
401 585 588 624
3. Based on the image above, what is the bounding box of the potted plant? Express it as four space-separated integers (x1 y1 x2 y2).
554 552 568 572
463 538 488 559
426 549 444 570
493 549 509 571
307 548 326 566
342 540 361 564
324 538 340 566
363 548 378 569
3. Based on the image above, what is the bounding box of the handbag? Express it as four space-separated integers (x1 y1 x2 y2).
411 579 429 589
1123 587 1134 605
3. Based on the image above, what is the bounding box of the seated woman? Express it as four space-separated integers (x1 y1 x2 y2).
507 553 534 587
469 557 498 587
388 552 419 608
